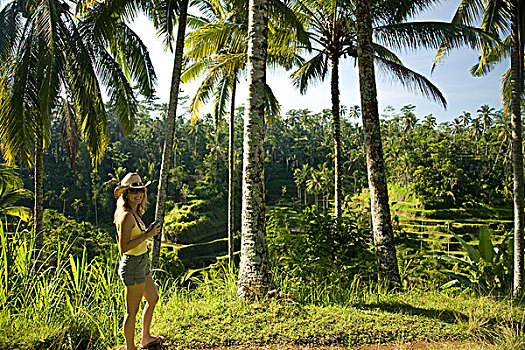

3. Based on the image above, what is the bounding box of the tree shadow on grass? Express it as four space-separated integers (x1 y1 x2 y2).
358 301 471 325
359 300 525 342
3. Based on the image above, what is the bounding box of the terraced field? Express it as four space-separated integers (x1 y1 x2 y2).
391 202 513 258
161 195 514 275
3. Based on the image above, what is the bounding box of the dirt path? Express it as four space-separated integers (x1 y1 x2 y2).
199 341 487 350
113 341 489 350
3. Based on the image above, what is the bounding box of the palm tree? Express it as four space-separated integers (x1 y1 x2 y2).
237 0 274 299
471 117 483 152
477 104 495 134
0 0 155 251
488 112 510 169
290 0 490 219
470 117 483 155
355 0 401 288
151 0 190 268
459 111 472 127
423 114 437 129
348 105 361 121
434 0 524 296
508 0 524 296
306 170 323 208
451 118 463 142
400 105 418 134
181 0 296 269
318 163 333 212
294 163 309 205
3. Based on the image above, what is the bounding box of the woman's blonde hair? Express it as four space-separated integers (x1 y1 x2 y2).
113 188 148 223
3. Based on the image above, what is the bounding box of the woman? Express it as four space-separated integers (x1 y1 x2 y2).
114 173 164 350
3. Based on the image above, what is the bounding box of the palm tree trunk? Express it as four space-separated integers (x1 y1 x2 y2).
511 0 524 298
34 136 44 254
228 74 237 272
356 0 400 289
237 0 274 299
302 188 306 205
331 55 341 220
194 134 197 156
151 0 189 268
94 194 98 226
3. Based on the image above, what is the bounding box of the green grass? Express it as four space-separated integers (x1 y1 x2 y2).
3 197 524 350
3 238 525 350
151 272 525 349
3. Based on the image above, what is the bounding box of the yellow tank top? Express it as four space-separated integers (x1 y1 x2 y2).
125 213 148 256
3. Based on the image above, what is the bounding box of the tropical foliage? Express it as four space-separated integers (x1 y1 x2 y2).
0 0 524 347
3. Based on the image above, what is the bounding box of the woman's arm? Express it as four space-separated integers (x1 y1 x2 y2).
116 212 155 254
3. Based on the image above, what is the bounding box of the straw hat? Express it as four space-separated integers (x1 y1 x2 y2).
114 173 151 199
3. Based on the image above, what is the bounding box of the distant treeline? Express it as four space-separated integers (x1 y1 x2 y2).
13 101 512 229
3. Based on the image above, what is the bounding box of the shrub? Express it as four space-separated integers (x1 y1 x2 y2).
267 206 376 294
158 248 185 280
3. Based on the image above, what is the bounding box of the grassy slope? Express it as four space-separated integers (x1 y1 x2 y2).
152 277 525 349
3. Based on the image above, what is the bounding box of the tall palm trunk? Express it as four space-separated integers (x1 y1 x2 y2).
355 0 400 289
331 55 341 220
511 0 524 297
34 136 44 254
151 0 189 268
228 74 237 271
237 0 273 299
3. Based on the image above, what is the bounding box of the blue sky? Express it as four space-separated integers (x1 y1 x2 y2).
129 0 508 123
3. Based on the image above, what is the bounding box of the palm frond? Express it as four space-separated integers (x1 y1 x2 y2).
500 67 511 114
151 0 180 51
59 97 80 168
76 0 151 23
432 0 494 71
264 83 281 124
0 206 32 221
60 19 108 166
371 43 403 65
0 30 39 166
481 0 509 35
0 183 32 221
372 0 442 24
470 35 510 76
290 51 328 94
269 0 310 47
375 22 498 54
181 58 213 83
267 24 308 69
111 22 157 99
0 163 24 189
375 56 447 108
0 2 22 60
212 52 246 74
450 0 485 27
0 187 32 208
188 69 221 121
213 74 232 120
34 0 59 52
186 14 209 29
185 22 245 58
95 48 138 136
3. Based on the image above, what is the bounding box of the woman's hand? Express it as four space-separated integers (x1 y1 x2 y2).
145 222 161 239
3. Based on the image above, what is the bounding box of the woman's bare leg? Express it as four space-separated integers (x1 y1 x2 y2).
140 273 161 347
124 282 145 350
